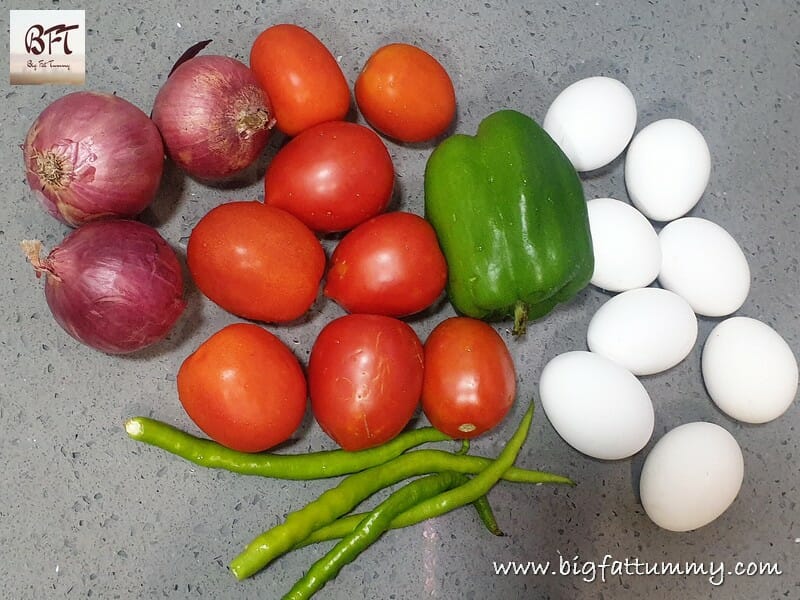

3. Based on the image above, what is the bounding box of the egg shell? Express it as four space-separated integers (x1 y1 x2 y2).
702 316 798 423
658 217 750 317
639 422 744 532
587 197 661 292
624 118 711 221
587 287 698 376
543 76 637 172
539 350 654 460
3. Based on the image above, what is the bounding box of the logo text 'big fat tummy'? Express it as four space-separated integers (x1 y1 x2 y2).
10 10 86 85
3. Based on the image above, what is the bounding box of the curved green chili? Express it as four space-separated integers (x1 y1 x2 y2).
126 416 571 486
471 495 505 536
282 472 469 600
295 408 559 550
230 403 547 580
124 417 451 480
400 402 533 522
448 439 503 535
294 489 508 550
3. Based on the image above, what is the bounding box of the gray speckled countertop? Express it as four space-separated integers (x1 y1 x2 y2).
1 1 798 599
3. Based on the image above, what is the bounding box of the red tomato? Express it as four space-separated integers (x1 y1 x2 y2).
324 212 447 316
177 323 307 452
250 24 350 136
187 201 325 322
422 317 516 439
355 43 456 143
264 121 395 233
308 314 424 451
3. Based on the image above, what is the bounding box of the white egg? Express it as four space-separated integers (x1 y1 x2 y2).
658 217 750 317
640 422 744 532
539 351 654 460
624 119 711 221
543 76 637 172
702 316 798 423
586 197 661 292
587 288 698 376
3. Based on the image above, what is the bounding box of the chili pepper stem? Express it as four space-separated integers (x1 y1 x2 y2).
125 418 144 438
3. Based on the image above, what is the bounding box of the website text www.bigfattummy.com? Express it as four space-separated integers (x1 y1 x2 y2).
492 553 783 586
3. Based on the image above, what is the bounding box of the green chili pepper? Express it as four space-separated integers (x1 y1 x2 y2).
471 495 505 537
282 472 469 600
402 402 533 519
125 416 571 486
124 417 450 479
295 491 510 550
297 406 546 550
424 109 594 334
294 488 512 550
230 404 550 580
447 439 504 535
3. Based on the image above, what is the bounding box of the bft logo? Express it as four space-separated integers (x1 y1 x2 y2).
25 23 81 56
10 10 86 85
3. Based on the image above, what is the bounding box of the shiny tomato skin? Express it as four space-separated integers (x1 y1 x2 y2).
177 323 307 452
250 24 350 136
324 212 447 316
309 314 424 451
264 121 395 233
187 201 325 323
422 317 516 439
355 43 456 143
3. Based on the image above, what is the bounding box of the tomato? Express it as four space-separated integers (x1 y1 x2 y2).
250 24 350 136
264 121 395 233
177 323 307 452
355 43 456 143
421 317 516 439
308 314 424 451
187 201 325 322
324 212 447 316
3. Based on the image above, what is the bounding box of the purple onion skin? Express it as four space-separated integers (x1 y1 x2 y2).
23 220 186 354
23 91 165 227
151 55 275 181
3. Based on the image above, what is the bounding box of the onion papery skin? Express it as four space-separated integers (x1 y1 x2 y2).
22 220 186 354
151 55 275 181
23 91 165 227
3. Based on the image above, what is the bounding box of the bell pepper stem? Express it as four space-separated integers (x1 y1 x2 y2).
513 301 528 336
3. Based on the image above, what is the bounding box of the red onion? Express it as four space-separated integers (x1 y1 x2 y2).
23 91 165 227
151 55 276 180
21 220 186 354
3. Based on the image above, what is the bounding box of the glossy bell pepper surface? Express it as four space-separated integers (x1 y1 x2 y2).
424 109 594 334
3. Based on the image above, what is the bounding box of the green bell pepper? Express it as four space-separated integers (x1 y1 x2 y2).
424 109 594 335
